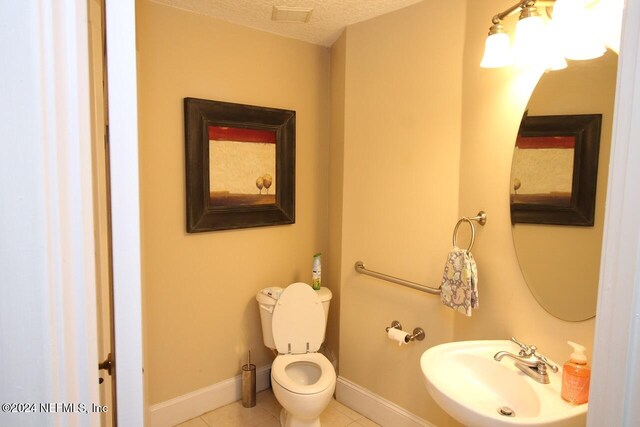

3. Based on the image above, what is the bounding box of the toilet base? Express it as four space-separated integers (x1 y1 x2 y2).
279 408 321 427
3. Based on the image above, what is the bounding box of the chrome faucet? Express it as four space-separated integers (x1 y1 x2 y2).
494 337 559 384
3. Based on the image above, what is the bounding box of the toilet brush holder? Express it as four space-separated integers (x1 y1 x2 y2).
241 351 256 408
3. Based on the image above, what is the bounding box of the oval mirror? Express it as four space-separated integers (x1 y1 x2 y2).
510 50 618 321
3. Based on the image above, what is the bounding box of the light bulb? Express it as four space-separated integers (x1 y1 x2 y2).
546 26 569 70
480 32 513 68
593 0 623 53
551 0 606 60
513 11 549 68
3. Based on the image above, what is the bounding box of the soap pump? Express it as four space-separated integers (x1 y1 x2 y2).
561 341 591 405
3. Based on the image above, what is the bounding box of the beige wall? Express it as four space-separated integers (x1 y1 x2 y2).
136 0 332 404
456 0 598 362
334 1 610 424
336 1 466 424
328 32 347 364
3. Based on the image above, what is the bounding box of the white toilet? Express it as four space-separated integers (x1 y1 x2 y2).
256 282 336 427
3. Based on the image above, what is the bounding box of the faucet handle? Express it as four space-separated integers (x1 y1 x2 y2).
534 352 559 373
510 337 532 355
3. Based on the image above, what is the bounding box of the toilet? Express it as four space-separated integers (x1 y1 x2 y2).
257 282 336 427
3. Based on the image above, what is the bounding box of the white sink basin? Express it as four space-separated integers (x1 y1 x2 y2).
420 340 587 427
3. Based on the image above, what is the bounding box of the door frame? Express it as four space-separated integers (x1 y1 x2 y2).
104 1 145 425
587 0 640 424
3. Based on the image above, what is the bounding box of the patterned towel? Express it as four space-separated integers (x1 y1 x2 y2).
440 247 478 316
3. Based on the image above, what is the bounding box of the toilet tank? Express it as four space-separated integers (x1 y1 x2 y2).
256 285 332 350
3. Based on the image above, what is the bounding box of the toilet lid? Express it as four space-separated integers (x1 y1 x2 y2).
272 282 325 354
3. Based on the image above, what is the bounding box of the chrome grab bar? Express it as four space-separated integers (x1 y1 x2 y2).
354 261 442 295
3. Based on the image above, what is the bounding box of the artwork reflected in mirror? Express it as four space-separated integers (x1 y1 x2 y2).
208 126 276 207
512 134 575 207
511 113 602 226
509 49 618 321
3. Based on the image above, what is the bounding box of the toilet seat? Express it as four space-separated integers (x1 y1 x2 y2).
271 353 335 395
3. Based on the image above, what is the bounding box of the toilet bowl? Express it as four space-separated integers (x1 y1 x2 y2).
257 283 336 427
272 353 335 427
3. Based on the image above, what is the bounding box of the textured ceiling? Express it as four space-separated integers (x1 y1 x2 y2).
150 0 424 46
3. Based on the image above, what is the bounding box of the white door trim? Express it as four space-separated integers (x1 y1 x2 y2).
588 0 640 425
104 1 145 425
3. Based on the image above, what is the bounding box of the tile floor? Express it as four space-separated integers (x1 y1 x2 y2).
175 388 381 427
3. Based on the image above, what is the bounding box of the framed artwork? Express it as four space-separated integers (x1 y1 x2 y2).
511 113 602 226
184 98 295 232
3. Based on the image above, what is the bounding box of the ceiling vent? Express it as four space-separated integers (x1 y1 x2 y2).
271 5 314 23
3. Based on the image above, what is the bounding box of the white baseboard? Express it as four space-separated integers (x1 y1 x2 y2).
149 365 272 427
335 376 433 427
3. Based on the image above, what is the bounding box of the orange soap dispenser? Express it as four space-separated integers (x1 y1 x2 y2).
561 341 591 405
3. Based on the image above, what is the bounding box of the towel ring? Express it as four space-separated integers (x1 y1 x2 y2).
452 211 487 252
453 218 476 251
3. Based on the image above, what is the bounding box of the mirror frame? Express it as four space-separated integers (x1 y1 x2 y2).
511 113 602 226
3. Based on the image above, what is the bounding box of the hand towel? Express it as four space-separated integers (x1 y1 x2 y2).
440 247 478 316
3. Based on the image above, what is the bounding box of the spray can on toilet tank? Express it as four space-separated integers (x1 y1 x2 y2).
312 253 322 290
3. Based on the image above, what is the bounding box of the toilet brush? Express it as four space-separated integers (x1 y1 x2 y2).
242 350 256 408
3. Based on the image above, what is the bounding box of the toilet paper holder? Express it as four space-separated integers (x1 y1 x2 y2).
386 320 425 343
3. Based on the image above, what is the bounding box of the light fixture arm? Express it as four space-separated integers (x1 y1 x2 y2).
491 0 538 24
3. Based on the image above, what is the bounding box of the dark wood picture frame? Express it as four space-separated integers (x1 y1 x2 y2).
184 98 295 232
511 113 602 226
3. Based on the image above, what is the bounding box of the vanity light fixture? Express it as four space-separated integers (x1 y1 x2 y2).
480 0 605 70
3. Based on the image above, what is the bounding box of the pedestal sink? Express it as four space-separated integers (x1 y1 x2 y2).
420 340 587 427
